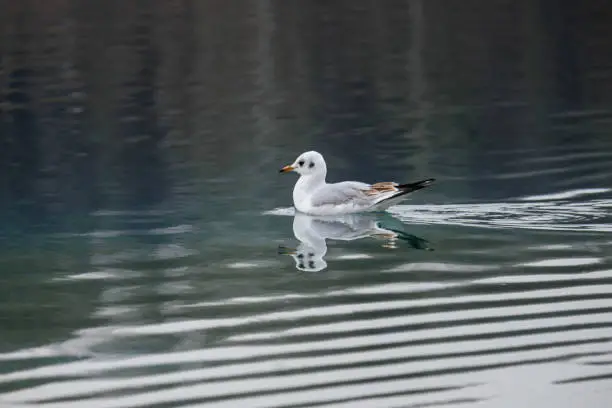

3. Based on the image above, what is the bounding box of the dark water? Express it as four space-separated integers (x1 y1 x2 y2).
2 1 612 407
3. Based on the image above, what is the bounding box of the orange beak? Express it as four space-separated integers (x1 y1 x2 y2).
279 165 295 173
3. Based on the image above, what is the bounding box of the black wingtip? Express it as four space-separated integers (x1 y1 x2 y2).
375 178 435 206
397 178 436 193
417 178 436 187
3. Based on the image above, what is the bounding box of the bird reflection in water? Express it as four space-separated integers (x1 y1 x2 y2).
279 212 432 272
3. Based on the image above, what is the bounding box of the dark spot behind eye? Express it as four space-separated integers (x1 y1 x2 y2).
297 253 304 259
298 160 305 166
308 252 314 257
308 162 314 168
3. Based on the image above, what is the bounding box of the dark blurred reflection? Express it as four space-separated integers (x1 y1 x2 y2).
0 0 611 226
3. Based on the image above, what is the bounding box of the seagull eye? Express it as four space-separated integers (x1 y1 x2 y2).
298 160 305 167
297 254 304 259
308 162 314 168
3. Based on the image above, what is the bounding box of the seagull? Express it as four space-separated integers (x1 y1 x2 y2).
279 151 435 216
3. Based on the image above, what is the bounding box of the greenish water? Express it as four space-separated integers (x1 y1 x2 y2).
1 145 611 407
2 1 612 407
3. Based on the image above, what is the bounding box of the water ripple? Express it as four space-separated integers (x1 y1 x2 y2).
391 198 612 232
2 196 612 407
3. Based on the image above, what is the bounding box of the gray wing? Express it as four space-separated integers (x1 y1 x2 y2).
310 181 372 207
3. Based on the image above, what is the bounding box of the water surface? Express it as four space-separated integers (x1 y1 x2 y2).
2 1 612 407
1 145 611 407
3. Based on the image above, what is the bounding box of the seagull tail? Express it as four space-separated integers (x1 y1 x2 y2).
373 178 436 209
397 178 436 194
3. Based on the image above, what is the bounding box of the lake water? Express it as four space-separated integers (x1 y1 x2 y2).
1 2 612 407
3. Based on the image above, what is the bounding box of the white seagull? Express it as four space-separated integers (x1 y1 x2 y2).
280 151 435 216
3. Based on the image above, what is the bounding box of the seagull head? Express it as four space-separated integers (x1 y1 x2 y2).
279 151 327 177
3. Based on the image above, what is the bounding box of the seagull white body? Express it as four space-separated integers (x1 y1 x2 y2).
280 151 435 216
